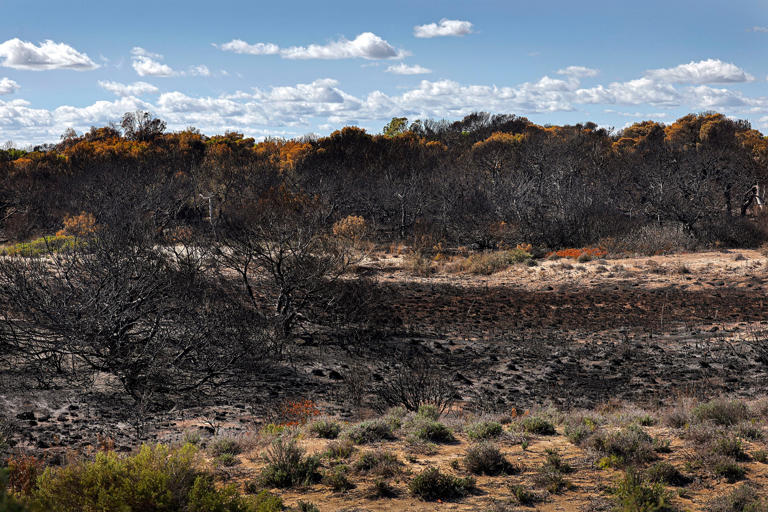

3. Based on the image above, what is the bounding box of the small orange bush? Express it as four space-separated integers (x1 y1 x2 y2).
57 211 97 238
7 454 42 495
279 399 321 427
546 247 606 259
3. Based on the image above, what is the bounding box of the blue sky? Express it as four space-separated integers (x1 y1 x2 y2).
1 0 768 145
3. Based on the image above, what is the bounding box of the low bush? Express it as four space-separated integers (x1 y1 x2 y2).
465 421 503 441
322 465 354 492
252 490 284 512
711 436 748 461
463 443 515 476
408 467 475 501
710 456 746 483
589 425 657 467
324 439 355 460
344 420 394 444
614 469 675 512
30 444 253 511
563 415 599 446
509 484 542 506
309 420 341 440
707 484 768 512
260 439 321 488
520 416 556 435
459 249 532 275
694 399 750 426
534 449 573 494
0 235 77 257
644 462 690 486
406 418 454 443
353 450 401 477
209 437 242 457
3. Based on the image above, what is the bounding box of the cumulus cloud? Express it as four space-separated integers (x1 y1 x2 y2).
216 40 280 55
0 77 19 95
98 80 159 97
413 19 473 38
386 63 431 75
576 78 682 107
645 59 754 84
558 66 599 78
131 47 175 77
0 38 98 71
217 32 404 60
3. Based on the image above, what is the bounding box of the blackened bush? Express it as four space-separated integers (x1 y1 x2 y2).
408 467 475 501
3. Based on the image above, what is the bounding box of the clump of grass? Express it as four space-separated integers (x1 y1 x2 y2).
711 436 748 461
710 456 747 483
344 419 395 444
208 436 242 457
0 234 77 257
406 418 454 443
614 469 675 512
252 490 285 512
520 415 556 435
465 420 503 441
509 484 542 506
693 399 750 426
460 249 532 275
216 452 239 467
309 419 341 439
259 438 321 488
563 414 600 446
408 467 475 501
463 443 516 476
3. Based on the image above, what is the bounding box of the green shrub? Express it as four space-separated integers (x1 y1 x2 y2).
707 484 767 512
711 457 746 483
209 437 242 457
0 469 29 512
253 490 284 512
216 453 239 467
644 462 690 487
520 416 556 435
563 415 599 446
466 421 503 441
309 420 341 440
712 436 748 461
694 399 749 426
324 439 355 460
0 235 77 258
614 469 675 512
345 420 394 444
542 448 573 474
589 425 657 466
30 444 252 512
534 448 573 494
463 443 515 476
461 249 532 275
259 439 320 488
367 479 397 499
753 449 768 463
323 465 354 492
408 467 475 501
407 418 454 443
509 484 541 506
416 405 440 421
353 450 401 477
295 501 320 512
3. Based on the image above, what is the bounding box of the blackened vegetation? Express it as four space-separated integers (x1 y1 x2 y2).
1 111 768 450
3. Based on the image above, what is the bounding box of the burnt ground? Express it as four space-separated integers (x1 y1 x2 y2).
3 249 768 459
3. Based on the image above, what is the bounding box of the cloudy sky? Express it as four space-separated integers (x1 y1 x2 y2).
1 0 768 146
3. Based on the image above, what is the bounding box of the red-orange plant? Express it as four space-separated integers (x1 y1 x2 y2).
546 247 607 259
7 454 42 496
278 399 321 426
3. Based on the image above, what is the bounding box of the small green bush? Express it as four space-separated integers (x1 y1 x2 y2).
295 501 320 512
712 436 748 461
461 249 533 275
345 420 394 444
253 490 284 512
259 439 321 488
563 415 599 446
0 469 29 512
694 399 749 426
209 437 242 457
408 467 475 501
466 421 503 441
407 418 454 443
534 448 573 494
0 235 77 258
309 420 341 439
710 457 746 483
324 438 355 460
463 443 515 476
614 469 675 512
353 450 401 477
707 484 767 512
509 484 541 506
589 425 657 466
520 416 556 435
416 405 440 421
323 465 354 492
367 479 397 499
644 462 690 487
30 444 252 512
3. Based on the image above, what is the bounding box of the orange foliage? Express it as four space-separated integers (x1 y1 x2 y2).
7 454 42 496
57 211 97 237
547 247 607 259
332 215 367 240
278 399 321 426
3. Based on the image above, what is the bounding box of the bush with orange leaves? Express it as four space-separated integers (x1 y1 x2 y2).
56 211 97 238
332 215 367 243
279 399 321 427
547 247 607 260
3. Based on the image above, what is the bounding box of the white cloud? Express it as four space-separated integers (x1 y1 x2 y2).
557 66 598 78
216 40 280 55
0 77 19 95
413 19 473 38
130 47 211 77
576 78 682 107
0 38 98 71
386 63 431 75
98 80 159 97
645 59 754 84
217 32 404 60
131 47 175 77
749 26 768 33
